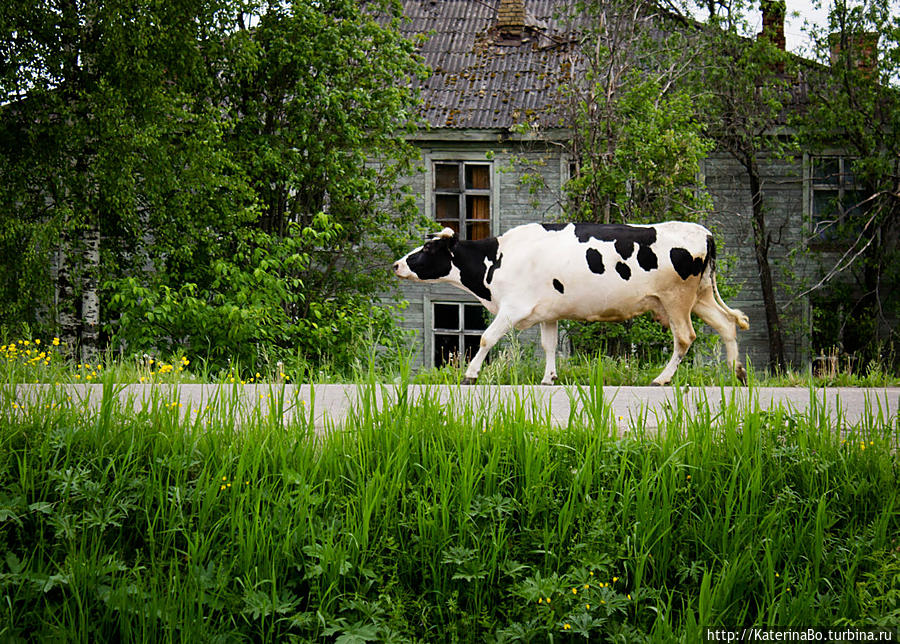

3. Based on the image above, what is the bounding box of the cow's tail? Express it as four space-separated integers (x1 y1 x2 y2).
704 236 750 331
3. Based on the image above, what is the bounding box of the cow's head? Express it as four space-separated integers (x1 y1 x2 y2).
393 227 458 282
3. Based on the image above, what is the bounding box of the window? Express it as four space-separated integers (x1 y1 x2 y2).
433 162 491 240
432 302 489 368
810 156 867 246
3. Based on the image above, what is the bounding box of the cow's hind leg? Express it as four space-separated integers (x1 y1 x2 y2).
462 313 516 384
652 309 696 386
692 291 747 384
540 320 558 385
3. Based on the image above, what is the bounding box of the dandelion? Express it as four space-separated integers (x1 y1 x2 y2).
538 598 543 604
571 587 577 594
52 337 60 346
627 594 631 600
563 624 571 631
34 339 40 345
583 584 589 589
612 576 619 583
585 604 590 610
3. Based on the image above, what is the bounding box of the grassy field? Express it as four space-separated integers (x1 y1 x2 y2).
1 369 898 642
3 335 899 388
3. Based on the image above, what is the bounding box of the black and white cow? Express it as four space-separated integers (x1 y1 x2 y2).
393 222 750 386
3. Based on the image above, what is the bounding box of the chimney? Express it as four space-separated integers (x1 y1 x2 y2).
496 0 526 41
758 0 786 51
829 32 880 77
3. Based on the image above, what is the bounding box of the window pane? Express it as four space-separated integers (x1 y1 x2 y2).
813 190 839 218
844 190 867 218
466 195 490 220
467 221 491 240
436 220 460 235
434 303 459 331
464 304 487 331
465 164 490 190
434 334 460 368
813 158 840 185
463 335 482 363
435 163 460 190
842 162 857 187
436 194 460 222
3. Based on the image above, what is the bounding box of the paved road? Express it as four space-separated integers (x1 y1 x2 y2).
12 383 900 433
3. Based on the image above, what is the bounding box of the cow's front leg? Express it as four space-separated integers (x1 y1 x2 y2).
539 320 559 385
462 313 515 384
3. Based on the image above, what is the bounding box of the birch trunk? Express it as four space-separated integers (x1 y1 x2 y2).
56 229 79 354
80 222 100 363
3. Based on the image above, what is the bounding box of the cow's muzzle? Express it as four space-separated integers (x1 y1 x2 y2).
393 260 413 279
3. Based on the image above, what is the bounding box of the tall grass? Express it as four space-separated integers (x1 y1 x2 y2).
0 371 898 641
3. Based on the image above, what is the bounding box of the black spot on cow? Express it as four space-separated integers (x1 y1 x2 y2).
637 245 658 271
615 262 631 280
570 223 657 248
453 237 500 300
546 223 658 270
486 252 503 284
585 247 605 274
541 223 568 232
670 247 705 280
552 279 565 294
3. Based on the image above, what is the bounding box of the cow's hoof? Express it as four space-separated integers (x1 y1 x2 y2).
650 381 665 387
461 377 477 385
540 375 558 386
736 366 748 386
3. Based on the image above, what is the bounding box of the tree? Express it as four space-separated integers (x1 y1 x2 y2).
793 0 900 364
0 0 244 361
560 0 713 225
103 0 428 371
686 0 795 371
1 0 427 371
531 0 717 360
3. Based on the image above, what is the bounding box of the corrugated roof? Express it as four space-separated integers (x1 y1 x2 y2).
396 0 581 130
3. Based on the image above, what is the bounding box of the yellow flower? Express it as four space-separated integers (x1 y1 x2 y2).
52 337 60 346
563 624 571 631
586 604 590 610
34 339 40 345
571 587 577 594
613 576 619 583
537 598 542 604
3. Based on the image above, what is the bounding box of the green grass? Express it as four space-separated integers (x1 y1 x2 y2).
4 334 900 388
1 370 898 642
